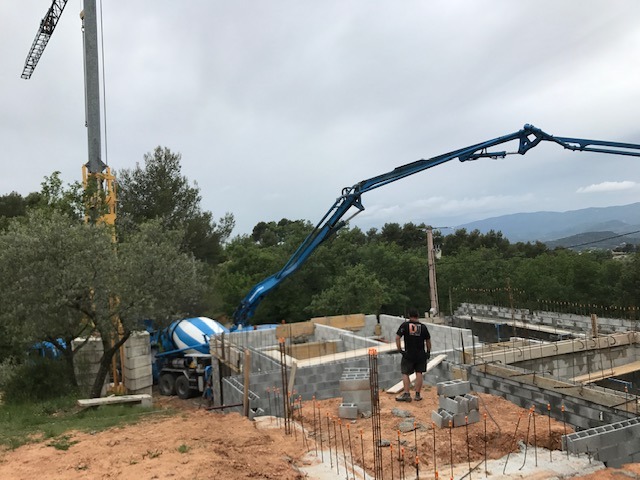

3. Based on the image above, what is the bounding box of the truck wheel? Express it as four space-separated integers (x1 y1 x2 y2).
159 373 176 396
175 375 193 400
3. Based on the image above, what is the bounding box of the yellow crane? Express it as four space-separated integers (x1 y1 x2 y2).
22 0 116 227
22 0 121 391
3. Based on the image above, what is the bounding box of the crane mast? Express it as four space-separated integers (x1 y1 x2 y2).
22 0 116 226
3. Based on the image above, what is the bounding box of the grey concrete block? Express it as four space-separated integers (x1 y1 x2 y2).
431 408 453 429
436 380 471 397
342 390 371 405
123 355 151 369
464 394 479 411
340 378 370 391
338 403 358 419
128 385 153 397
439 395 469 415
125 374 153 391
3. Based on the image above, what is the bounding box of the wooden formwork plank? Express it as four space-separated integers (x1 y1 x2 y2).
571 360 640 384
472 332 637 365
386 354 447 394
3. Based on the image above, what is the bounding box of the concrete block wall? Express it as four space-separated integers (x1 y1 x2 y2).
563 417 640 467
312 323 380 352
515 344 640 380
457 303 630 335
221 353 450 418
123 331 153 396
467 367 635 432
224 328 279 350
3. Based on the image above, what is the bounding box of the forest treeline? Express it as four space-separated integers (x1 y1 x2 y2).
2 147 639 334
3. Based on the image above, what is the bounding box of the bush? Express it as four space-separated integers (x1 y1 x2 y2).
1 358 76 404
0 358 18 392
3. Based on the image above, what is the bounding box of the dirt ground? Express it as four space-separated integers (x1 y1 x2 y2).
0 386 636 480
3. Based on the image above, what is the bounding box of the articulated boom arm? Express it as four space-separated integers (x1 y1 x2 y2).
231 124 640 328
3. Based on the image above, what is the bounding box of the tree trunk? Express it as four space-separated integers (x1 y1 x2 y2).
89 329 131 398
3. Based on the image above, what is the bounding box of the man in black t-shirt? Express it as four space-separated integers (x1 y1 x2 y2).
395 308 431 402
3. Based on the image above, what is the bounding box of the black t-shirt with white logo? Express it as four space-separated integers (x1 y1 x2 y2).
396 321 430 360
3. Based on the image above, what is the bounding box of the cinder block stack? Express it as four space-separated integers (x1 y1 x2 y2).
338 367 371 419
123 331 153 396
431 379 480 428
72 336 108 397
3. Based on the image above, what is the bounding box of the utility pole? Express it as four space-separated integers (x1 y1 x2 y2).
426 226 440 318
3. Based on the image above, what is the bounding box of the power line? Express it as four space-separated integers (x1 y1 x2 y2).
564 230 640 249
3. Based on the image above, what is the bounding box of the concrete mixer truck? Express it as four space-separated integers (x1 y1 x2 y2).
148 317 228 399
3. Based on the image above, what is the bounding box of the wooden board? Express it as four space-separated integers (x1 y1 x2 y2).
77 394 152 408
571 360 640 384
386 354 447 394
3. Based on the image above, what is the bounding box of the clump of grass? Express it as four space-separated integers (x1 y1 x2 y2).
0 394 173 450
177 443 190 454
47 434 79 451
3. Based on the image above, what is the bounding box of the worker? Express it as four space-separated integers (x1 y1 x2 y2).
395 308 431 402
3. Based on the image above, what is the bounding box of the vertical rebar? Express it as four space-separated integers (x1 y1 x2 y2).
369 349 383 479
327 413 333 469
267 387 272 423
503 411 523 474
312 396 318 456
401 447 406 480
318 402 323 462
279 339 291 435
360 429 365 477
532 406 538 467
547 403 552 463
391 445 395 480
339 420 348 480
449 420 453 480
298 396 307 449
562 404 568 458
275 388 281 429
291 394 297 441
465 415 471 479
348 424 355 480
333 419 340 476
432 422 437 480
484 413 488 477
519 408 532 470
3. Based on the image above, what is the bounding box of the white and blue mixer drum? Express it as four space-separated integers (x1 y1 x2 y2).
166 317 228 355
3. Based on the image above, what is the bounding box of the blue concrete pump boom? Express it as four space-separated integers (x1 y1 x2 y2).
231 124 640 329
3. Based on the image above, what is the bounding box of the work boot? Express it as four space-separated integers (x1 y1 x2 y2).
396 392 412 402
414 392 422 401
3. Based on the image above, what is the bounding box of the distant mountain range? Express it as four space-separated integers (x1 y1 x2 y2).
456 203 640 250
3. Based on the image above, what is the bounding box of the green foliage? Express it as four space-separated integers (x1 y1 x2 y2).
0 208 207 397
1 358 76 404
217 219 640 323
177 443 191 454
47 434 79 451
306 264 390 316
0 395 167 450
116 146 234 265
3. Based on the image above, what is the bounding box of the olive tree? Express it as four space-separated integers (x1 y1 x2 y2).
0 210 205 398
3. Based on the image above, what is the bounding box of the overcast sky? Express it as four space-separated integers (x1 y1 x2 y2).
2 1 639 237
